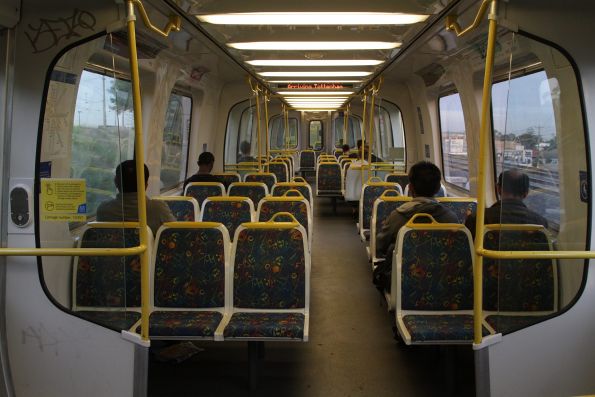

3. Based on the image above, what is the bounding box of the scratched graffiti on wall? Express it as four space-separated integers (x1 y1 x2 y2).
25 9 97 54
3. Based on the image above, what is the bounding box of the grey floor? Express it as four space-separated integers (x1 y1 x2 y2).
149 189 475 396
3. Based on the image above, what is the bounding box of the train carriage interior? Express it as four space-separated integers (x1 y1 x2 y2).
0 0 594 396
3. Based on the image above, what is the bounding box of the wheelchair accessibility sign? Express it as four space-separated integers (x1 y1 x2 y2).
41 178 87 221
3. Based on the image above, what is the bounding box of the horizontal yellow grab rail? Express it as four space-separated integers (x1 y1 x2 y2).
479 248 595 260
0 245 147 257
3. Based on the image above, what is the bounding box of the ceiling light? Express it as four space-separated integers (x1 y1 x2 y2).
247 59 383 67
260 71 371 77
228 42 400 51
198 12 429 26
284 97 348 101
277 91 354 96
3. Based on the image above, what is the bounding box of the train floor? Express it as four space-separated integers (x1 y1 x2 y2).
148 184 475 397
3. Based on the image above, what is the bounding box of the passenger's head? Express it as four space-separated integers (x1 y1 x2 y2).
114 160 149 193
198 151 215 172
408 161 442 197
497 169 530 199
240 141 251 155
356 139 363 149
342 144 350 153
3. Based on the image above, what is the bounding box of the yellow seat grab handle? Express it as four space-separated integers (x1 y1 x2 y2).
292 176 307 183
367 176 383 183
379 189 400 199
269 212 299 223
282 189 305 198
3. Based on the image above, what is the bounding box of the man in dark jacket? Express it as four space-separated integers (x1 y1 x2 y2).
373 161 457 291
182 152 223 192
465 169 548 239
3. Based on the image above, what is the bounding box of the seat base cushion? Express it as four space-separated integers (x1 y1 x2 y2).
139 311 223 337
485 314 547 334
223 312 304 340
401 314 489 343
77 310 141 330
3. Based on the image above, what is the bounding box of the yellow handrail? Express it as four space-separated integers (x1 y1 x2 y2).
264 92 270 173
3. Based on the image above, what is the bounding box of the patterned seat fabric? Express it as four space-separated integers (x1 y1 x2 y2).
233 228 305 309
154 228 225 308
483 229 554 312
223 312 304 339
272 185 312 205
245 174 276 190
361 185 399 230
403 315 489 342
375 200 409 227
268 163 288 183
77 311 141 330
143 311 223 337
228 185 267 209
300 151 315 170
401 229 473 311
164 200 196 221
215 174 240 187
386 174 409 192
485 314 547 334
258 201 309 235
439 201 477 224
317 164 342 192
201 201 252 240
186 185 224 208
76 228 141 308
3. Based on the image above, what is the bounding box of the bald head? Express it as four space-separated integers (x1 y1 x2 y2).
497 169 530 199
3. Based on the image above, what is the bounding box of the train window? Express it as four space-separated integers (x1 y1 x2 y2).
438 92 469 190
309 120 323 150
237 105 258 162
160 92 192 190
269 115 298 150
374 101 406 162
333 115 362 148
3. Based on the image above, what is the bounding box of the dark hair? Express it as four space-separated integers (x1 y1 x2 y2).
498 169 530 197
408 161 441 197
240 141 251 154
198 151 215 166
342 144 350 152
356 139 363 148
115 160 149 193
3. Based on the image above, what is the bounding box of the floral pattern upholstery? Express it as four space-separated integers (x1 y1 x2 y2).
164 200 196 221
300 151 316 170
76 228 141 308
375 200 409 229
77 310 140 330
272 185 312 205
228 184 267 209
233 228 305 309
245 174 276 190
215 174 241 187
402 315 489 342
401 229 473 311
317 164 342 193
201 200 252 240
268 163 288 183
439 201 477 224
142 311 223 337
386 174 409 192
258 201 309 235
483 229 554 312
485 314 547 334
362 185 399 230
223 312 304 339
186 184 224 208
154 228 225 308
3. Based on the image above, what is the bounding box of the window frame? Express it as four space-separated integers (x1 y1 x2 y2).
308 119 324 150
268 115 299 150
333 114 362 149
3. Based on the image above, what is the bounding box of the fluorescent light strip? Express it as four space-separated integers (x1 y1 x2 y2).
198 12 429 26
286 101 345 104
247 59 383 67
270 80 363 83
260 71 371 77
277 91 353 96
294 109 341 112
228 41 400 51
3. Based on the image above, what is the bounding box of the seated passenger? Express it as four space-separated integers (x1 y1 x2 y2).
237 141 257 163
342 144 351 156
183 152 224 191
373 161 458 291
465 169 548 239
349 139 362 159
96 160 175 235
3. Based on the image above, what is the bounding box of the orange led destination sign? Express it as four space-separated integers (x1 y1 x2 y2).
278 83 352 89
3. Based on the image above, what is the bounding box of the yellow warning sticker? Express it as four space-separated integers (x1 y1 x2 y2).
41 178 87 222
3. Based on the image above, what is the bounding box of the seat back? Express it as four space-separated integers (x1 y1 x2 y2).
299 150 316 170
245 172 277 191
396 215 474 312
184 182 225 209
231 216 309 310
268 161 289 183
436 198 477 224
483 225 556 313
257 194 312 247
276 156 294 176
73 223 150 311
359 179 402 231
385 173 409 192
200 197 254 240
370 193 411 262
213 173 241 187
152 222 230 310
316 162 342 194
228 182 268 208
153 196 199 222
271 182 313 206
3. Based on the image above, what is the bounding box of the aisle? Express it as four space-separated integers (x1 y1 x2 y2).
149 192 472 396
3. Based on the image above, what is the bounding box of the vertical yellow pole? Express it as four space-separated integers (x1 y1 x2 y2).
254 86 262 173
360 93 368 186
343 105 348 148
285 107 290 151
126 0 150 341
368 90 376 165
473 0 498 345
264 92 270 172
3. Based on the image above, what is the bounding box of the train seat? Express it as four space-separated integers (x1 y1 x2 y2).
213 172 241 187
153 196 199 222
200 197 255 241
244 172 277 191
275 156 294 177
316 162 343 197
184 182 226 209
257 194 313 249
359 179 402 243
385 173 410 193
482 224 557 334
228 182 269 209
143 222 230 340
370 193 411 266
298 150 316 175
222 215 310 341
73 223 153 331
393 214 491 344
271 180 314 209
436 197 477 224
268 161 289 183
